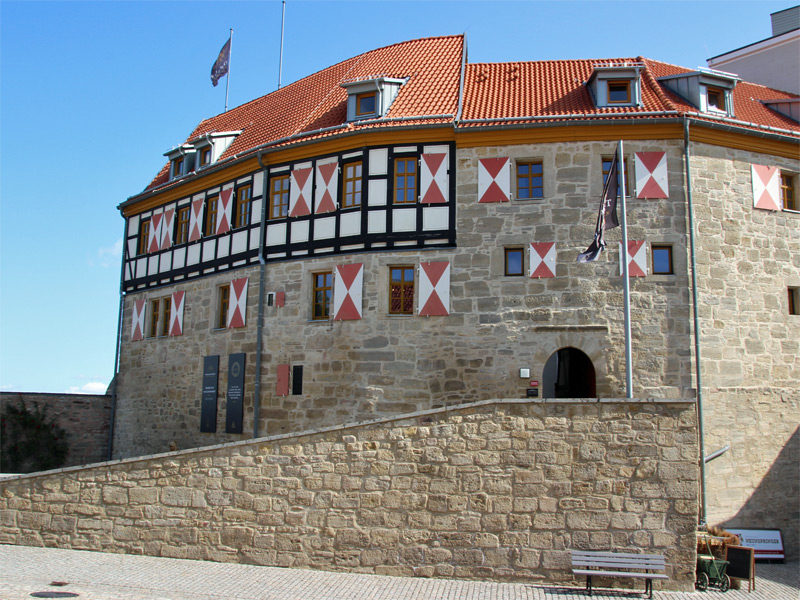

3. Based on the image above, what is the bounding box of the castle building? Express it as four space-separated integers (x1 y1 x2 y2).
114 36 799 556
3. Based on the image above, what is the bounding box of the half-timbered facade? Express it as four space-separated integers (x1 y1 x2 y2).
114 35 799 556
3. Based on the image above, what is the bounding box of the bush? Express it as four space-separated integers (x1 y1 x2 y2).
0 397 68 473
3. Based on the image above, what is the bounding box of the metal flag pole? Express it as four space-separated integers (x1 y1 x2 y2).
225 28 233 112
278 1 286 89
618 140 633 398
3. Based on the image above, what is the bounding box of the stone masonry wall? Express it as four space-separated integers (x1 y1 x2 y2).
114 139 693 459
688 143 800 559
1 399 698 590
0 392 112 470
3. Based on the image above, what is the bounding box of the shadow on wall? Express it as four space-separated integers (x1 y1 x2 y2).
719 426 799 563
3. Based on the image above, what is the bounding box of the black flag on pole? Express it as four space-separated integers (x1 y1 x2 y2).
577 152 620 262
210 37 231 87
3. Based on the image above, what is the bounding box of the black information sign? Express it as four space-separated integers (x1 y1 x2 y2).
200 355 219 433
725 546 755 592
226 352 246 434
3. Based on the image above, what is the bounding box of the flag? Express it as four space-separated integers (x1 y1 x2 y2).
210 37 231 87
577 152 620 263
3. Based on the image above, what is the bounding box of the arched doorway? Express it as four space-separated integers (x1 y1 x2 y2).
542 347 596 398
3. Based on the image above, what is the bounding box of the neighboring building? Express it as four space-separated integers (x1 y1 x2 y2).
708 5 800 95
113 36 799 557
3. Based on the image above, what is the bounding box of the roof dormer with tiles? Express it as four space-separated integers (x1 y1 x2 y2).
586 62 645 108
657 67 739 117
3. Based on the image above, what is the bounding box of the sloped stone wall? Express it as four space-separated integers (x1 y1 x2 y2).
1 399 698 590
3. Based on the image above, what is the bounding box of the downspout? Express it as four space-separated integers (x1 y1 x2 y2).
252 150 270 438
107 220 128 460
684 117 707 526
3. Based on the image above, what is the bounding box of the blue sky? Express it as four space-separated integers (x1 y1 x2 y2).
0 0 791 394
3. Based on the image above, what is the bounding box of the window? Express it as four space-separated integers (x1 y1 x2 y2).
602 156 630 193
148 299 160 338
706 87 725 112
342 162 362 208
161 297 171 337
198 146 212 168
217 285 230 329
389 266 414 315
138 219 150 255
312 272 332 320
780 173 796 211
789 288 800 315
270 174 289 219
505 248 524 276
147 296 171 338
608 80 631 104
175 206 190 245
235 184 253 228
356 92 377 116
516 161 543 199
651 245 674 275
292 365 304 395
394 157 417 204
205 195 218 236
172 156 184 178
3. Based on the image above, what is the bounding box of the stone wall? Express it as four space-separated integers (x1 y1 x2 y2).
0 392 112 470
0 399 698 590
688 142 800 559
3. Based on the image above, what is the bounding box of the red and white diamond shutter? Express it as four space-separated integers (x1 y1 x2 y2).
169 291 185 337
160 208 174 250
619 241 647 277
420 153 448 204
148 211 163 254
228 277 248 328
751 165 781 211
131 298 146 341
189 198 204 242
216 186 233 235
634 152 668 199
333 263 363 321
289 167 313 217
529 242 556 278
315 162 338 214
478 157 511 203
418 261 450 316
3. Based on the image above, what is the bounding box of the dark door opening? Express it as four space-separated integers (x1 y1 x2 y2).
542 347 596 398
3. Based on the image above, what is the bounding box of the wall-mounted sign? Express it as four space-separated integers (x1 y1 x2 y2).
530 380 539 387
727 529 784 561
200 355 219 433
226 352 246 434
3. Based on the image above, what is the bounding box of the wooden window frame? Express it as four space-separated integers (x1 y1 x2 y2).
706 86 726 112
342 161 363 209
148 299 160 338
235 184 253 228
205 195 218 236
138 219 150 255
312 271 333 321
198 146 212 168
269 174 289 220
394 157 417 204
516 161 544 200
217 285 230 329
356 91 377 116
607 80 631 104
172 156 184 178
602 156 631 195
504 248 524 277
175 206 190 245
160 296 172 337
389 266 415 315
651 245 674 275
780 173 796 211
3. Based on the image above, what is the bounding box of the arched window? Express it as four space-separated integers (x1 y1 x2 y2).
542 347 596 398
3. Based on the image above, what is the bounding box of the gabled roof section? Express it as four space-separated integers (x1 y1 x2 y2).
143 35 464 192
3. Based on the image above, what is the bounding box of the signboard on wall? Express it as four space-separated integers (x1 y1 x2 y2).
200 355 219 433
226 352 246 434
727 529 784 561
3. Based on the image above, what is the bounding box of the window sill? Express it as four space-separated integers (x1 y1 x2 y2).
782 208 800 215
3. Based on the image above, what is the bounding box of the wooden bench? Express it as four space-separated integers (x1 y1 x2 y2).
571 550 669 598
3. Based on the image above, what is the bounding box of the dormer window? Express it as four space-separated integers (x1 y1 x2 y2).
706 86 725 112
172 156 185 178
658 69 738 118
341 76 406 122
198 146 212 168
586 64 643 108
164 131 241 181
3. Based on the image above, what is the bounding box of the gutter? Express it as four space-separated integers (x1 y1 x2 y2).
252 150 270 439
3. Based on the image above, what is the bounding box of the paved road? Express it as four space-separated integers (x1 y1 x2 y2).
0 545 797 600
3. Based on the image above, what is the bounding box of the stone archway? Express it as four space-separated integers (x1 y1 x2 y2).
542 347 596 398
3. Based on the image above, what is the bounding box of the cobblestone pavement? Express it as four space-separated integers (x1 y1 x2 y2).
0 545 796 600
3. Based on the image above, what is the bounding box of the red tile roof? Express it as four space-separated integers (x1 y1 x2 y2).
138 38 798 199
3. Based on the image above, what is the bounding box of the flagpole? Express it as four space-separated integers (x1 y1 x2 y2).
225 28 233 112
278 1 286 89
617 141 633 398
